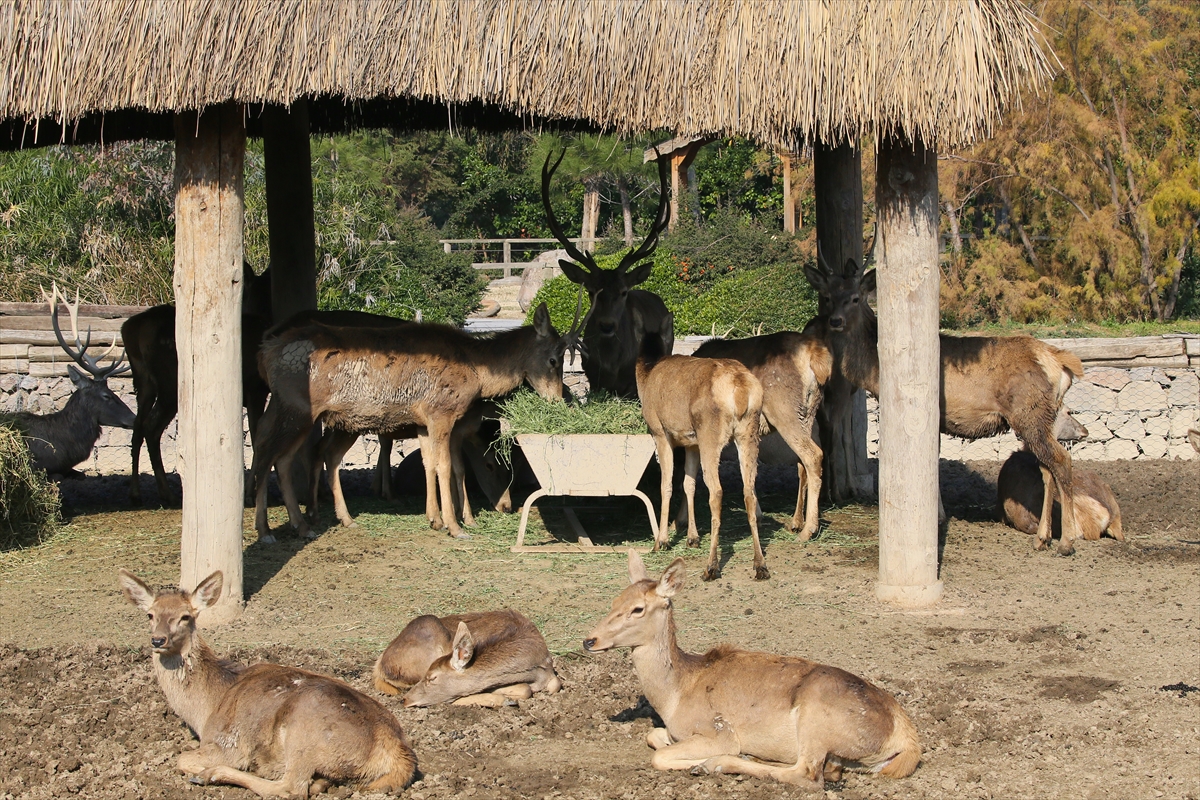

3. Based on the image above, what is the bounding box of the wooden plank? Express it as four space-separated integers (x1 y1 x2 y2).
0 359 30 374
0 330 122 346
1041 336 1184 361
0 344 28 358
30 362 70 377
1081 356 1191 369
0 315 126 332
0 302 147 318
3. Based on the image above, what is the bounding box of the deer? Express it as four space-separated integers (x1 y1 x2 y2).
118 569 417 797
373 610 562 708
804 251 1089 555
998 448 1123 544
121 264 273 505
541 148 674 398
584 551 921 788
691 331 833 541
3 284 135 476
1190 428 1199 453
251 303 566 541
636 313 767 580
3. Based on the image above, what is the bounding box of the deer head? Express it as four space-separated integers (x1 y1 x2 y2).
118 569 222 655
804 234 877 334
45 283 136 428
541 148 671 340
583 551 685 653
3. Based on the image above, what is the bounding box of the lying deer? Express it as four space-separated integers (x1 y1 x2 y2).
373 610 561 708
1190 429 1199 453
118 569 416 797
252 303 565 541
4 284 135 476
998 449 1123 544
692 331 833 540
584 551 921 788
636 314 767 580
805 255 1088 555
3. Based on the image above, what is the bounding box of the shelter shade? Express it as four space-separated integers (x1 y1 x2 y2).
874 135 942 607
174 105 246 622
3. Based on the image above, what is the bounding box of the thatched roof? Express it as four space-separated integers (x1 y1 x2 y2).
1 0 1052 150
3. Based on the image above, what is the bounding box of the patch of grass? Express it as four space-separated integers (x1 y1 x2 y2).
954 319 1200 338
493 389 648 466
0 424 61 549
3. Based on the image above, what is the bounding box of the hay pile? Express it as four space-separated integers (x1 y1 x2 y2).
493 391 648 465
0 423 60 548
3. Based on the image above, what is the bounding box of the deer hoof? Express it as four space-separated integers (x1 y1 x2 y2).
450 531 472 540
258 533 277 544
686 537 701 549
754 565 770 581
1033 537 1048 551
1056 541 1076 557
701 566 720 582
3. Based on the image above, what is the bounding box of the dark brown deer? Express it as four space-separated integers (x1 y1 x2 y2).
636 315 767 580
804 255 1088 555
3 284 135 476
119 569 416 797
692 332 833 540
541 148 674 397
583 551 921 788
252 303 565 541
998 448 1123 544
121 264 272 505
373 610 561 707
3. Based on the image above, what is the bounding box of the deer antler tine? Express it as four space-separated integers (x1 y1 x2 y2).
616 146 671 273
541 148 599 274
862 221 879 274
816 241 834 275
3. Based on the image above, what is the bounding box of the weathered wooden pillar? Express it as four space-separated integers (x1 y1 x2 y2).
874 135 942 607
263 99 316 323
174 104 246 622
782 152 795 233
813 141 874 502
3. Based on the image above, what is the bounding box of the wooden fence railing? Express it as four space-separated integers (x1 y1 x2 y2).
439 237 596 278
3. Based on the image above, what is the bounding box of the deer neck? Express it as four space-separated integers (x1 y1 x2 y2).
152 632 238 736
470 330 532 398
834 312 880 395
628 606 691 725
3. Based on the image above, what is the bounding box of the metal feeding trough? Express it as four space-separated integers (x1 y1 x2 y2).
512 433 658 553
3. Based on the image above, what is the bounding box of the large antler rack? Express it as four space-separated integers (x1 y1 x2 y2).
43 282 131 380
613 147 671 274
541 149 602 276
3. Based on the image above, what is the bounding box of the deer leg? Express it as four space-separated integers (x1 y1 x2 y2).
772 413 823 541
307 429 335 523
682 447 702 548
276 445 315 539
450 429 476 528
1034 465 1055 550
188 762 316 799
324 431 360 528
649 732 740 772
128 390 153 505
374 436 394 500
698 435 725 582
1025 431 1079 555
653 435 675 551
432 426 467 539
145 401 177 507
736 421 767 581
415 430 444 530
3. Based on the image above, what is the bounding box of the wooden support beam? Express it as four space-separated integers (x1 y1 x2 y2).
174 104 246 623
263 99 316 323
813 142 873 502
782 152 795 233
874 135 942 608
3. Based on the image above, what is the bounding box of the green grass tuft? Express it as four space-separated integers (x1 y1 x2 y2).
492 389 648 465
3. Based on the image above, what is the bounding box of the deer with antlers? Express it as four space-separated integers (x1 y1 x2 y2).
2 284 135 476
541 149 674 397
804 245 1088 554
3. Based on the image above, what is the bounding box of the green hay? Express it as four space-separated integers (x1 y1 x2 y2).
0 423 61 549
493 390 648 466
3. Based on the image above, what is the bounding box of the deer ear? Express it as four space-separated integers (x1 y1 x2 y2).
191 571 223 610
532 302 553 338
559 260 590 285
118 569 155 612
625 260 653 287
841 258 860 279
628 549 650 584
449 622 475 672
657 559 686 597
860 269 877 297
803 263 828 295
67 365 89 388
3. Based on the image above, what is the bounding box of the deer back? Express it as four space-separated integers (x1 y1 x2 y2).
638 354 762 438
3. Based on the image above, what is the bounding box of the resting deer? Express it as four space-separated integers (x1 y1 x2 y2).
118 569 416 797
1189 428 1199 453
541 148 674 397
122 264 273 505
3 284 135 475
804 254 1088 555
373 610 561 708
692 332 833 540
584 551 921 788
252 303 565 541
636 314 767 580
998 449 1123 544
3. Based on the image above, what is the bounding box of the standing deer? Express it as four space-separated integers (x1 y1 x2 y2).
118 569 417 797
252 303 565 541
692 332 833 540
3 284 135 475
998 448 1123 544
373 610 561 707
804 255 1088 555
636 314 767 580
122 264 272 505
584 551 921 788
541 149 674 397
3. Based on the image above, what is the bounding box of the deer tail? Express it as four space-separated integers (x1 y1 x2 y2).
372 657 403 696
870 706 921 779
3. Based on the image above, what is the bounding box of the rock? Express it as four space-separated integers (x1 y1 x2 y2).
50 377 72 401
1072 441 1107 461
1167 371 1198 407
517 249 568 312
0 374 19 392
1116 381 1166 412
19 374 38 391
1086 421 1113 442
1083 368 1130 390
1065 382 1116 412
1106 438 1140 459
1138 435 1167 459
1169 409 1198 438
1128 367 1155 382
1112 418 1144 440
1168 441 1198 461
1149 368 1171 386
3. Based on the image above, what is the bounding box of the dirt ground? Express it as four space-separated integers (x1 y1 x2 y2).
1 457 1197 800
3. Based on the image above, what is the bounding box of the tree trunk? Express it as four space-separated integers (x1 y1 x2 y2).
581 179 601 246
263 100 317 322
813 141 873 503
874 135 942 608
782 152 795 233
999 181 1039 269
618 178 634 246
174 105 246 624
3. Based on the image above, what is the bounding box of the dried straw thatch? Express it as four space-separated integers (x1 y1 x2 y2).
0 0 1052 149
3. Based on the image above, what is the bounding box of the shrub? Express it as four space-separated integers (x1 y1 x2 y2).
0 424 61 549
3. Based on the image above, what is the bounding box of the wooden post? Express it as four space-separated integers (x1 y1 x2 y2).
813 141 874 502
669 153 685 232
263 100 316 323
782 152 795 233
174 104 246 623
874 135 942 607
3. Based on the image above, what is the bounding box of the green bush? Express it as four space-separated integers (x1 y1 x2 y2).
0 424 61 549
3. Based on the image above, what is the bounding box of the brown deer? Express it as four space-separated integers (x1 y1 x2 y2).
636 314 767 580
1189 428 1199 453
122 264 273 505
691 332 833 540
373 610 562 708
804 255 1088 555
3 284 135 476
252 303 565 541
584 551 921 788
118 569 417 797
998 448 1123 544
541 148 674 397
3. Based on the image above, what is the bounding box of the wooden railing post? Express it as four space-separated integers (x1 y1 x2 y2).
503 240 512 278
173 104 246 623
